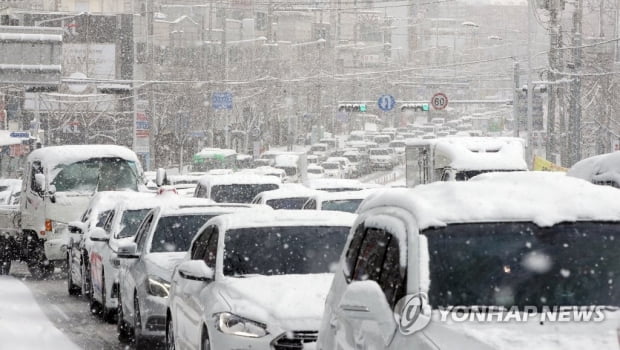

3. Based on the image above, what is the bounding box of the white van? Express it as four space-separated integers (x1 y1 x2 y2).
194 173 280 203
318 172 620 349
15 145 145 278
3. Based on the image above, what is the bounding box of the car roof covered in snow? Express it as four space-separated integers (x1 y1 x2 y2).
308 189 379 202
567 151 620 184
28 145 139 168
198 173 281 187
195 148 236 158
307 178 380 190
159 199 271 217
255 186 320 201
406 136 527 171
358 171 620 230
209 209 356 231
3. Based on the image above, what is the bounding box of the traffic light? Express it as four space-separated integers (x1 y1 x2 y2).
401 103 429 112
338 104 367 113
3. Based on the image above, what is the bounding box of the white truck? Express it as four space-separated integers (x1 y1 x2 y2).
0 145 146 278
405 136 528 187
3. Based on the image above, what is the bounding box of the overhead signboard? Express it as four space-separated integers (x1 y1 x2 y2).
212 92 233 110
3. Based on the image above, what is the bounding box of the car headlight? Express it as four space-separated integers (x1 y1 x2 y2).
147 276 171 298
214 312 269 338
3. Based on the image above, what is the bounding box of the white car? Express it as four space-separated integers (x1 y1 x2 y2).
326 156 354 178
301 189 377 213
117 200 270 347
67 191 151 301
310 143 330 161
194 173 280 203
369 148 394 170
307 178 381 192
307 164 326 179
166 210 356 350
321 161 345 179
251 185 319 209
87 193 160 322
318 172 620 349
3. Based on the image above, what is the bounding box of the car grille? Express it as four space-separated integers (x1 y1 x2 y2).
272 330 318 350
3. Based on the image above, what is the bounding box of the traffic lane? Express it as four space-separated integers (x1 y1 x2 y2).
9 262 126 350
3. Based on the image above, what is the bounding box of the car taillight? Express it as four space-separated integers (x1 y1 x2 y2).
45 219 53 232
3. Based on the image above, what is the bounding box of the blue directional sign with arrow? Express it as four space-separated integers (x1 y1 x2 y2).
378 94 396 112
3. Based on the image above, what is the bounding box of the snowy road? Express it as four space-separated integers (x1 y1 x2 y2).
7 262 126 350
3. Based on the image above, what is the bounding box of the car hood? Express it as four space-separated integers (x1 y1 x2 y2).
418 310 620 350
144 252 186 279
218 273 334 331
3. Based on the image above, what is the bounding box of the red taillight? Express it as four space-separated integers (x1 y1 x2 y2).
45 219 53 232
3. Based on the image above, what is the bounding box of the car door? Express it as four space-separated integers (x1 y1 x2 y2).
21 161 45 230
121 211 154 321
91 209 115 303
335 225 406 350
174 225 212 348
188 226 219 349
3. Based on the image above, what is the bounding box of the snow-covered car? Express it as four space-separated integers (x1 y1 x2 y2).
307 178 381 192
116 201 270 347
310 143 330 161
307 164 326 179
318 172 620 350
307 154 320 164
67 191 151 300
321 161 345 179
169 174 203 197
389 140 406 159
0 179 21 205
342 151 364 177
165 210 356 350
251 185 319 209
193 173 280 203
369 148 394 170
326 156 354 178
0 178 22 273
248 166 287 183
567 151 617 187
301 189 377 213
86 193 160 322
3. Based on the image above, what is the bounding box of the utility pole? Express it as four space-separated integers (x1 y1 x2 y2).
146 0 155 168
526 0 534 166
206 0 214 147
568 0 583 166
546 0 560 162
512 61 520 137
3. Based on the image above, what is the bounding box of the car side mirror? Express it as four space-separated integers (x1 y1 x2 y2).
178 260 214 282
68 221 85 234
34 173 45 194
117 242 139 259
89 227 109 243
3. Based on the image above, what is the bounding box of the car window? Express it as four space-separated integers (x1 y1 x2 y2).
303 199 316 210
350 227 406 308
96 210 113 228
190 226 212 260
103 210 115 232
135 213 154 251
203 226 219 267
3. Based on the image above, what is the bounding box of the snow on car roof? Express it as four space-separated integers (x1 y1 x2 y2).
307 178 377 190
88 191 154 213
406 136 527 171
211 209 356 231
274 154 300 167
160 200 268 216
198 173 282 186
309 189 378 202
358 172 620 230
28 145 139 168
256 186 319 201
567 151 620 184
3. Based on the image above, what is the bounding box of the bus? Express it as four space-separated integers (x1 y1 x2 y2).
191 148 237 172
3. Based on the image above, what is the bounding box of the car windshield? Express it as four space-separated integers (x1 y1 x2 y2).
370 149 389 156
322 163 339 170
150 214 215 253
424 222 620 308
277 166 297 176
211 184 279 203
311 146 326 152
223 225 350 276
321 199 363 213
344 155 359 162
51 157 139 193
266 197 309 210
117 208 151 238
390 142 405 148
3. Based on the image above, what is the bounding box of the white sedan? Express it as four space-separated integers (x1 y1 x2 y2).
166 210 355 350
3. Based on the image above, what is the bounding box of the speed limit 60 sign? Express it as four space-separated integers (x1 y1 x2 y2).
431 93 448 110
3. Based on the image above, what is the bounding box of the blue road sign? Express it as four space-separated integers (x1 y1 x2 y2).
212 92 233 110
10 131 29 138
378 94 396 112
